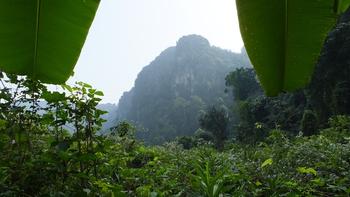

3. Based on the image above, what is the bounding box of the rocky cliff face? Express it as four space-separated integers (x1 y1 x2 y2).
116 35 251 144
97 103 118 133
308 11 350 124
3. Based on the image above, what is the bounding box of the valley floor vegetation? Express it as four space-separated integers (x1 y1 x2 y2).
0 72 349 196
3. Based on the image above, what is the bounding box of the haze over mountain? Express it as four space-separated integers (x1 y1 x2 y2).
69 0 243 103
97 103 118 132
114 35 251 144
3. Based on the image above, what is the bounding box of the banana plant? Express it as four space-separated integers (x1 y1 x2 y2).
236 0 350 96
0 0 100 84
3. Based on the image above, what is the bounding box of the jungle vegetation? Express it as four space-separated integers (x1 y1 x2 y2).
0 1 350 196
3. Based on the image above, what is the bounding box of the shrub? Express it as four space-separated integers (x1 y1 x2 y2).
301 110 318 136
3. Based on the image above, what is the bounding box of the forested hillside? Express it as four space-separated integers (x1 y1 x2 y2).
116 35 251 144
308 11 350 124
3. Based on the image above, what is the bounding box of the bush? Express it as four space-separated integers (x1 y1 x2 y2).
301 110 318 136
1 74 350 196
321 115 350 143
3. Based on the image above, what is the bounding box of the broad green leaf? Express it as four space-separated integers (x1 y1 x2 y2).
0 120 7 130
336 0 350 14
0 0 100 84
61 84 73 92
42 91 66 102
255 181 262 186
95 90 104 96
236 0 349 96
261 158 273 168
297 167 317 176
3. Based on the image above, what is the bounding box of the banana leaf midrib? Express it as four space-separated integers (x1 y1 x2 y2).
33 0 41 79
236 0 350 96
0 1 100 84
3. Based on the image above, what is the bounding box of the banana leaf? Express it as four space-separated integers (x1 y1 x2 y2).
236 0 350 96
0 0 100 84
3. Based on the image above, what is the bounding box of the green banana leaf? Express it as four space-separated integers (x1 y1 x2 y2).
0 0 100 84
236 0 350 96
336 0 350 14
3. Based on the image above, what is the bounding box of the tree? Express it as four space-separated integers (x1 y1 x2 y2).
301 110 318 136
199 106 229 150
225 68 307 143
225 68 262 101
308 12 350 124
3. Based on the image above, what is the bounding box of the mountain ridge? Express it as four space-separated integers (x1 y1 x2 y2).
115 35 251 144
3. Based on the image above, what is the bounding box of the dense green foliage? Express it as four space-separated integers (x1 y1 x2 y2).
0 1 99 84
225 68 307 144
308 10 350 125
0 74 108 195
199 105 229 151
116 35 250 144
1 22 350 193
225 68 262 101
1 4 350 196
224 13 350 144
1 74 349 196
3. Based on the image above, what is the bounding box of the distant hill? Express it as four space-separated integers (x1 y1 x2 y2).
97 103 118 132
115 35 251 144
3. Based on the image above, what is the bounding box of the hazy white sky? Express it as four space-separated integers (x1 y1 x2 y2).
68 0 244 104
